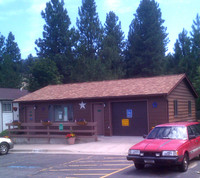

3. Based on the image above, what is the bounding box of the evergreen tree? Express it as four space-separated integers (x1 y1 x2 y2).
173 29 195 80
100 11 125 79
190 14 200 65
0 32 22 88
28 58 61 92
5 32 21 62
193 66 200 111
0 33 5 62
73 0 104 82
126 0 168 77
35 0 76 83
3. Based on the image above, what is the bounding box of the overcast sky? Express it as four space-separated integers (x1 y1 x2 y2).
0 0 199 59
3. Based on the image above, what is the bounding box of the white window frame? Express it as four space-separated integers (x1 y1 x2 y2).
2 101 12 112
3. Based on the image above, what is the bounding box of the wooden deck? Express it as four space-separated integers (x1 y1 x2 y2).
6 122 97 142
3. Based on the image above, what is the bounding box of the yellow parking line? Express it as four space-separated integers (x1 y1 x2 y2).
69 164 98 167
103 157 125 159
78 160 127 163
73 173 105 176
100 164 133 178
102 163 130 166
49 168 118 171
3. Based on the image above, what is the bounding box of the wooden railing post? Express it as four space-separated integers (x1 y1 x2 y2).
94 122 97 141
47 125 50 143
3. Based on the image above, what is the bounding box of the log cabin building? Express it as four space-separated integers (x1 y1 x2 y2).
14 74 198 136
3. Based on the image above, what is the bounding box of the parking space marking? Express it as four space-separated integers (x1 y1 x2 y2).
28 155 132 177
78 160 127 163
73 173 106 176
49 168 118 171
69 164 99 167
102 163 130 166
100 164 133 178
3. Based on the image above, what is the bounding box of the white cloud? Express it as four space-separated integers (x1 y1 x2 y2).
103 0 137 15
104 0 121 12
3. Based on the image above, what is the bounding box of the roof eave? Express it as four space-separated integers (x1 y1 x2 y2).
15 93 167 103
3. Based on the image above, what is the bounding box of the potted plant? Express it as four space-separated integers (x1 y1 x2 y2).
75 119 88 126
12 120 21 126
65 133 76 145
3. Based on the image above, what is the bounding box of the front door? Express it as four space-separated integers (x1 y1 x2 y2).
26 105 35 123
93 103 104 135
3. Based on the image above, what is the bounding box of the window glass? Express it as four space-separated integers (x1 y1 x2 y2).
2 102 12 112
187 126 193 137
53 104 73 122
188 101 192 115
147 126 187 140
194 124 200 135
174 100 178 116
190 125 200 136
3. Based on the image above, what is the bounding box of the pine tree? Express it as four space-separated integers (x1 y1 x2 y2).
0 33 5 62
73 0 104 82
126 0 168 77
0 32 22 88
173 29 195 80
190 14 200 65
35 0 76 83
100 11 125 79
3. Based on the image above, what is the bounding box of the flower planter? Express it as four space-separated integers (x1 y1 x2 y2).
67 137 75 145
12 122 21 126
42 122 52 126
76 121 87 126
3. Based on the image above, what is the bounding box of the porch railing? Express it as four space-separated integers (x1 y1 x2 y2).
6 122 97 142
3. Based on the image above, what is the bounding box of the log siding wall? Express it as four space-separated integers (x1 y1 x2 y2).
167 80 196 122
148 97 168 130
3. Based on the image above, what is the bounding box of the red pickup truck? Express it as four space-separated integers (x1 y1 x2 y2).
127 122 200 172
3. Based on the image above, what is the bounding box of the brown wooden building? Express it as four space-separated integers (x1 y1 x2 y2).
15 74 198 136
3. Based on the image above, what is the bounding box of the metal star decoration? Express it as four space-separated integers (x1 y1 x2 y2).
79 101 86 109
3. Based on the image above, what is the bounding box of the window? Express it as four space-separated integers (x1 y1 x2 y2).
48 104 73 122
188 101 192 115
174 100 178 116
2 102 12 112
189 125 200 137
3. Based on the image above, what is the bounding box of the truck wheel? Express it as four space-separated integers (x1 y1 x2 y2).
179 153 189 172
134 163 145 169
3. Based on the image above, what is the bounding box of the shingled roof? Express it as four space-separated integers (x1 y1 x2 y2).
15 74 197 102
0 88 29 100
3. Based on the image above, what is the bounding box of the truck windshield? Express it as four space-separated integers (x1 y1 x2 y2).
147 126 187 140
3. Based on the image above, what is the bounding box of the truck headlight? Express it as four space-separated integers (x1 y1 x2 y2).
128 149 140 155
162 151 178 156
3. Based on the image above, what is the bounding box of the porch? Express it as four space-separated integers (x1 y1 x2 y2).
6 122 97 143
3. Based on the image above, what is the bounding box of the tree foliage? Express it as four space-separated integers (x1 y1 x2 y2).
72 0 104 82
35 0 77 83
126 0 168 77
172 29 196 80
100 11 125 79
0 32 22 88
28 58 61 92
